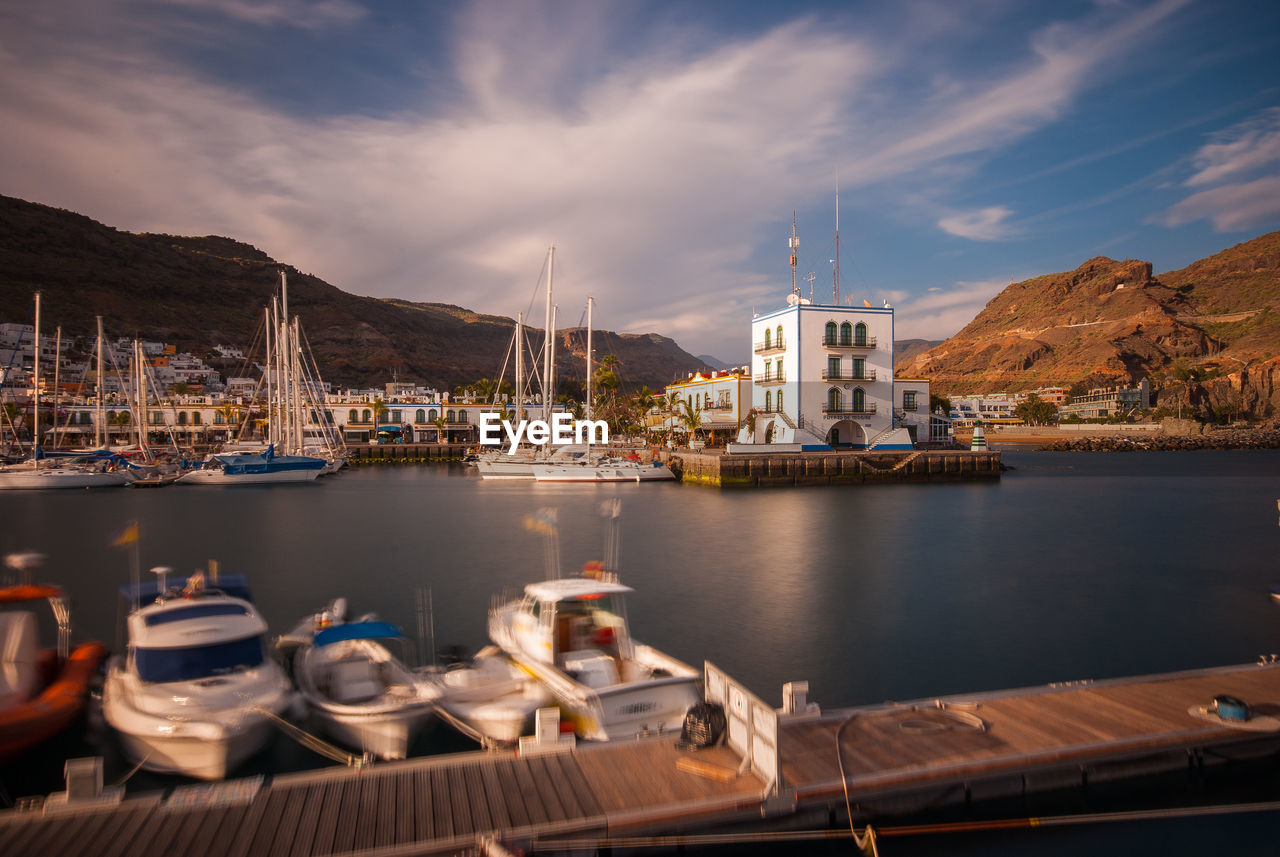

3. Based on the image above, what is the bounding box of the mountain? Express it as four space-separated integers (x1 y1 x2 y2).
893 339 943 366
0 195 707 391
898 233 1280 417
695 354 738 371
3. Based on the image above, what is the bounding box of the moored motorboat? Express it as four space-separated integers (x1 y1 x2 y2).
102 570 296 780
0 555 108 764
530 455 675 483
284 600 440 760
488 569 701 741
427 645 551 748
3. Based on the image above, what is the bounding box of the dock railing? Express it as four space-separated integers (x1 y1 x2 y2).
704 661 781 796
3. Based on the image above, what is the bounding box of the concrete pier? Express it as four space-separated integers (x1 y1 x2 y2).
666 449 1002 488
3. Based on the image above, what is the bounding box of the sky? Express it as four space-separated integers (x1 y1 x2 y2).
1 1 1278 364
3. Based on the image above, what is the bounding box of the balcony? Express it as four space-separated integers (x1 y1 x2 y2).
753 338 785 354
753 372 786 386
820 335 876 350
821 369 877 381
822 403 877 417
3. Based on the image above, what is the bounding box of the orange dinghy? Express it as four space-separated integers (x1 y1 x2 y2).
0 578 108 764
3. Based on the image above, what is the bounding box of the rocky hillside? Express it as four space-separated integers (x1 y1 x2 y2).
898 232 1280 417
0 195 708 391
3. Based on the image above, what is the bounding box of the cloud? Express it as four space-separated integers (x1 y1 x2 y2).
893 278 1009 340
1163 176 1280 232
938 206 1015 241
0 1 1199 360
1185 106 1280 187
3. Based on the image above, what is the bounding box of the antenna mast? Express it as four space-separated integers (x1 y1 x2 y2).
789 212 799 296
834 176 841 306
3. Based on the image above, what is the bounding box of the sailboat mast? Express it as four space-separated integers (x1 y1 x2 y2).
834 180 841 306
291 318 304 454
51 327 62 450
542 246 554 419
31 291 40 461
515 312 524 419
585 297 594 422
264 305 273 446
96 316 105 447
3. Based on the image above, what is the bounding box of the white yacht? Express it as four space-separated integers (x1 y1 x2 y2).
176 445 325 485
530 455 675 483
488 572 700 741
102 571 297 780
283 600 440 760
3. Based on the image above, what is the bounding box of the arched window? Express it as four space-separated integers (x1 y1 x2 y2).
776 325 783 348
765 391 772 413
191 411 201 425
852 387 866 413
447 409 456 423
776 390 784 414
840 322 853 346
827 388 842 412
362 409 372 423
177 411 188 426
763 328 771 349
775 358 783 379
348 409 358 423
458 410 468 423
428 409 437 421
416 408 426 423
825 321 837 344
854 322 868 347
213 411 225 425
703 392 711 409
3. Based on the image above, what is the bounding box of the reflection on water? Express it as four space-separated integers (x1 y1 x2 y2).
3 451 1280 809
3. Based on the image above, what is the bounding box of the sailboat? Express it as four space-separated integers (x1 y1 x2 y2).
475 247 564 480
0 293 130 489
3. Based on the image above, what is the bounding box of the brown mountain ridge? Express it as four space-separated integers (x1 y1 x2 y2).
0 195 709 392
899 232 1280 417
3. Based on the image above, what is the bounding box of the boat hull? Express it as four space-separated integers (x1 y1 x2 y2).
176 467 322 485
0 467 130 489
0 641 109 764
530 462 675 482
308 702 435 760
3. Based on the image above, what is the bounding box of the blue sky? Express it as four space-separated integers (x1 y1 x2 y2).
1 1 1278 363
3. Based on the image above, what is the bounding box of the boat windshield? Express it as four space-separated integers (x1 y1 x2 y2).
134 635 266 683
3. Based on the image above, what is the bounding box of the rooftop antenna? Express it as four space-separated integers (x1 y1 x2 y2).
789 212 800 297
834 174 841 306
805 271 816 302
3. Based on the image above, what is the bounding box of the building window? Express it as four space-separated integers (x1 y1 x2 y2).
191 412 201 425
428 409 437 421
458 410 468 423
853 387 866 413
853 357 866 379
828 356 840 379
828 388 842 412
840 322 853 346
775 325 783 348
825 321 837 344
416 408 426 423
447 409 456 423
348 409 358 423
213 411 225 425
704 392 711 409
776 390 783 414
362 409 372 423
389 409 401 423
775 359 782 378
903 391 917 411
854 322 868 347
763 328 771 349
765 391 772 413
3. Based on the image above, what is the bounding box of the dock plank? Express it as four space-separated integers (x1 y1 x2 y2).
413 769 434 841
430 766 453 839
484 759 528 829
285 783 326 857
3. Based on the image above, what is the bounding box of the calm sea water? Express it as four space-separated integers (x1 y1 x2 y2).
3 448 1279 851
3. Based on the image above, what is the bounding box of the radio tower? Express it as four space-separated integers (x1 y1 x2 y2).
833 178 841 306
789 212 800 297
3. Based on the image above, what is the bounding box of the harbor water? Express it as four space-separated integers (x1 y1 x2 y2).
3 448 1280 852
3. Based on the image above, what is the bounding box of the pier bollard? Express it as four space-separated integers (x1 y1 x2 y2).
519 707 575 756
780 681 821 720
42 757 123 814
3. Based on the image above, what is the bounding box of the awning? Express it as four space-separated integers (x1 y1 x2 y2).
314 620 404 647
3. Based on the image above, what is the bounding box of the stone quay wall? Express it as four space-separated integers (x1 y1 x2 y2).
665 449 1002 488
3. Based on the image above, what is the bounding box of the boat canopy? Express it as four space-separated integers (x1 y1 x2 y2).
314 620 404 647
525 579 633 602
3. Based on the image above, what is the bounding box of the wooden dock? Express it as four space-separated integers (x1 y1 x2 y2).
3 661 1279 855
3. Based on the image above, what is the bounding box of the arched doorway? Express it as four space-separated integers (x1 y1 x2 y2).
763 421 775 444
827 420 866 448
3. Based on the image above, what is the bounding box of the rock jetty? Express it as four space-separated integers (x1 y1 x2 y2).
1041 425 1280 452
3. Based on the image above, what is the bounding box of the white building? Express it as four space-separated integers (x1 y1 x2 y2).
660 369 753 443
737 295 916 450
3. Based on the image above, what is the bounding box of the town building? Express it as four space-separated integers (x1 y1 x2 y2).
659 369 752 445
1056 379 1151 420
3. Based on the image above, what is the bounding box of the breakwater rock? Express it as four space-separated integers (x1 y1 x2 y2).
1040 426 1280 452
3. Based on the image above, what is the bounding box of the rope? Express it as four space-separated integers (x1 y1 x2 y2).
114 750 152 785
835 713 879 855
250 706 371 768
527 799 1280 852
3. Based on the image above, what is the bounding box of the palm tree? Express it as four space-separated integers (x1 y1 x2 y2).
673 398 703 446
